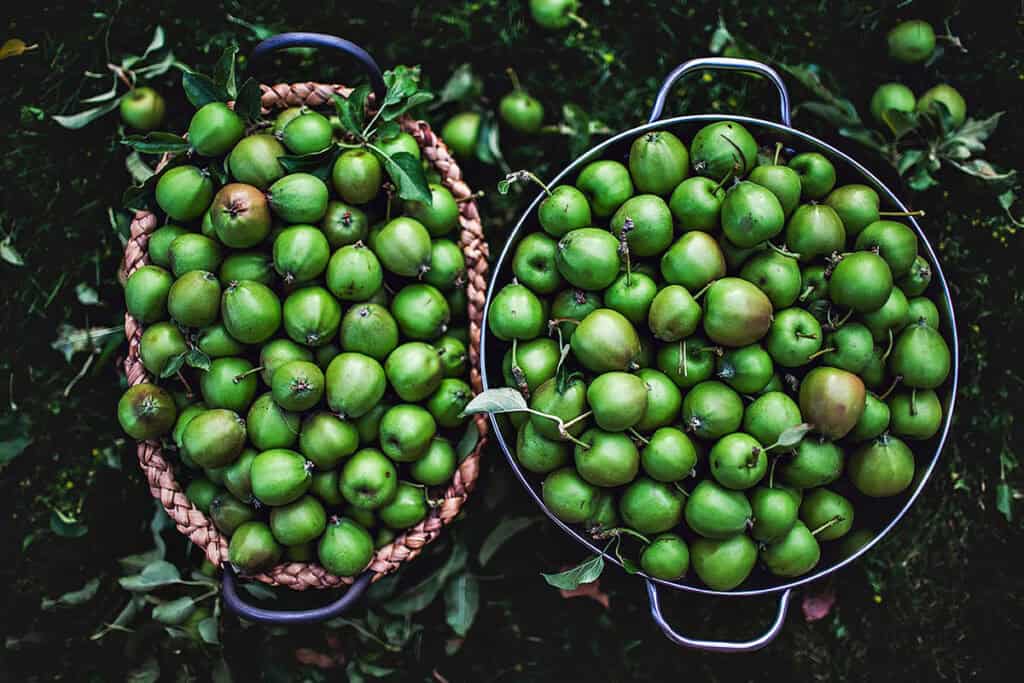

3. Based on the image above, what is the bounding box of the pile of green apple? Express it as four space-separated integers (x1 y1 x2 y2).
118 100 475 578
483 120 952 590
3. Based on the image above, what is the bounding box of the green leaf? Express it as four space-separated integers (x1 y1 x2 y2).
0 235 24 267
235 78 262 123
948 159 1018 185
382 542 468 615
838 126 886 152
382 65 423 109
125 151 154 184
474 111 508 171
126 657 160 683
908 166 939 192
151 596 197 625
882 109 920 139
118 549 162 572
479 516 538 566
561 104 592 159
996 482 1013 523
377 150 432 203
455 419 480 462
795 101 860 129
118 560 181 592
50 510 88 538
381 91 434 122
279 145 342 183
182 71 228 109
541 554 604 590
122 132 191 154
774 423 812 448
41 577 101 610
356 659 398 677
333 86 369 138
74 282 100 306
185 348 211 372
444 571 479 637
132 49 180 79
374 121 401 142
80 76 120 104
0 411 31 471
460 388 528 416
198 616 220 644
897 149 925 176
998 190 1016 211
52 97 122 129
434 63 482 108
213 45 239 99
709 18 733 54
123 173 160 211
122 26 166 69
944 112 1004 155
91 596 145 640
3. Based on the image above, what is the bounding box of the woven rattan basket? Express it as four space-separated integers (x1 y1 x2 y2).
119 61 489 593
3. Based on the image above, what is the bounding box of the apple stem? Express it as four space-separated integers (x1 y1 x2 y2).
562 410 593 432
768 457 778 488
176 370 194 398
798 285 817 302
795 331 819 341
879 210 926 218
878 375 903 401
232 366 264 382
806 347 835 361
680 339 688 377
506 67 523 92
456 190 485 204
693 280 715 300
628 428 650 445
882 328 895 361
568 12 589 29
711 169 735 194
549 316 581 327
811 515 844 537
768 242 800 259
910 387 918 417
773 142 783 166
672 482 690 498
511 339 530 398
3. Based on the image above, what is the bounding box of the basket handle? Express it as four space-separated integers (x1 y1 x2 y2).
248 32 387 101
648 57 791 126
221 564 372 624
645 580 792 652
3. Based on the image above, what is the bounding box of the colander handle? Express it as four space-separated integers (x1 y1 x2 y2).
221 565 372 624
646 580 793 653
248 32 387 101
648 57 791 126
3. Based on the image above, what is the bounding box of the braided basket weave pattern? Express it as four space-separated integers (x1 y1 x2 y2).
120 82 490 590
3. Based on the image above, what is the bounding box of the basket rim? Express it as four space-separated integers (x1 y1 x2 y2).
121 81 490 590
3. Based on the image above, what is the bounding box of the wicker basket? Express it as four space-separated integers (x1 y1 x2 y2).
119 79 489 591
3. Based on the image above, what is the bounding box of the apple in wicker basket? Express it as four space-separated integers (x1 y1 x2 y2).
120 63 478 578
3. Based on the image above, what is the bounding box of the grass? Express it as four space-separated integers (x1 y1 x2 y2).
1 0 1023 680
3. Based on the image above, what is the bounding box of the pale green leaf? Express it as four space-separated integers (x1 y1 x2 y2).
460 388 528 416
541 554 604 590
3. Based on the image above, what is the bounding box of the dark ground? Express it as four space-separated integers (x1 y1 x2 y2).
1 1 1022 681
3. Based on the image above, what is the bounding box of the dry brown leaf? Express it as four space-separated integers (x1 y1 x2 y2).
0 39 38 60
559 577 610 609
801 586 836 622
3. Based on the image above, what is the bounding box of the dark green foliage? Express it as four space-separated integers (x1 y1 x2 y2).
1 1 1022 681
